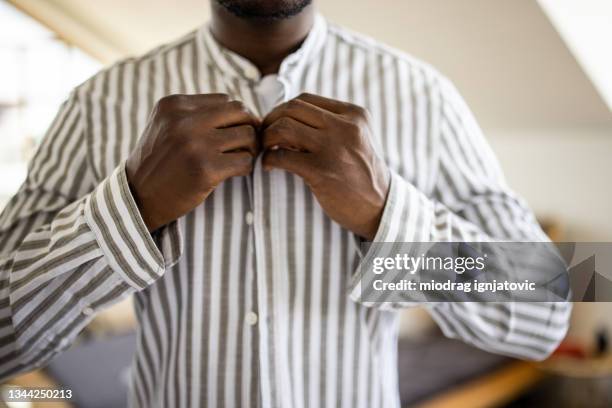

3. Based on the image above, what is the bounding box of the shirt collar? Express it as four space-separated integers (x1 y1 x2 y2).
196 13 328 84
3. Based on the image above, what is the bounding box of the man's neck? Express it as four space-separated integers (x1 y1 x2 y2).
209 3 315 76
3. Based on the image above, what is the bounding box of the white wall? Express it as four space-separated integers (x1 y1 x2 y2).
488 127 612 241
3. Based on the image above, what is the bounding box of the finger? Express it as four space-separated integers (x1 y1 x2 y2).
183 93 232 107
217 151 255 179
216 125 259 156
262 117 320 152
262 98 328 129
205 100 261 129
294 92 347 114
262 149 315 180
156 93 231 112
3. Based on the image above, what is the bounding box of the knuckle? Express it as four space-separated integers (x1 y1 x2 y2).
349 104 368 120
275 116 294 129
265 118 292 141
207 93 231 102
227 99 248 112
297 92 313 99
285 99 303 111
181 141 204 168
156 94 183 113
265 121 282 136
166 116 194 139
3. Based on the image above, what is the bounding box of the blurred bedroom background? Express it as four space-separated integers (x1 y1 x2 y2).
0 0 611 407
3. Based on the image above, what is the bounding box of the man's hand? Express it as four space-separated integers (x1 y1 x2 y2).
262 93 390 240
126 94 260 232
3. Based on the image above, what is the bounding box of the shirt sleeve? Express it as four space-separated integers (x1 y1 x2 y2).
348 75 571 361
0 91 182 380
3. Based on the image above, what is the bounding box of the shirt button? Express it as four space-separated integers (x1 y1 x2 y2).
83 307 94 316
245 211 254 225
245 311 258 326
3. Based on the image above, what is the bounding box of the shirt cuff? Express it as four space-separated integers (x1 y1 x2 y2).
84 162 172 290
154 219 184 269
348 171 435 302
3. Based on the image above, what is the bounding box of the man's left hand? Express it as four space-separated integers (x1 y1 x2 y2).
262 93 390 241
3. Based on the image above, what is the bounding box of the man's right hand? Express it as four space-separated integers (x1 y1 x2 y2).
126 94 260 232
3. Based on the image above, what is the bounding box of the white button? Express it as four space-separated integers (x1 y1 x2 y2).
245 211 254 225
245 311 258 326
83 307 94 316
245 66 259 80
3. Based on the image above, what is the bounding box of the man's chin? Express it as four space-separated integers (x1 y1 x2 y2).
216 0 312 20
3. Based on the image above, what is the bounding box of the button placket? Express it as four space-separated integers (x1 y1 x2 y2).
240 79 277 407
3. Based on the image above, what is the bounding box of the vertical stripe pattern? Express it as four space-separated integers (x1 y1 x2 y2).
0 14 570 408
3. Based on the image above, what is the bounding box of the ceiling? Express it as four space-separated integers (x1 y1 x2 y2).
8 0 612 131
538 0 612 112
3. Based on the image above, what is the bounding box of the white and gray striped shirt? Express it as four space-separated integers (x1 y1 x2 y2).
0 14 570 408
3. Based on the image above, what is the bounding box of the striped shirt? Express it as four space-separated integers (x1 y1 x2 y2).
0 14 570 408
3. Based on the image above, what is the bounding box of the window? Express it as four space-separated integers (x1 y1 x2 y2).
0 0 100 208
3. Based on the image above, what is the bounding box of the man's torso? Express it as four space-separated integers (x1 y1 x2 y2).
74 16 443 408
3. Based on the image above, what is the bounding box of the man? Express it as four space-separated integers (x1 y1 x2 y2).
0 1 570 407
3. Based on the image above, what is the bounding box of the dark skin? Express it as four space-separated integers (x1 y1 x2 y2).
210 1 314 75
262 94 390 239
126 1 390 240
